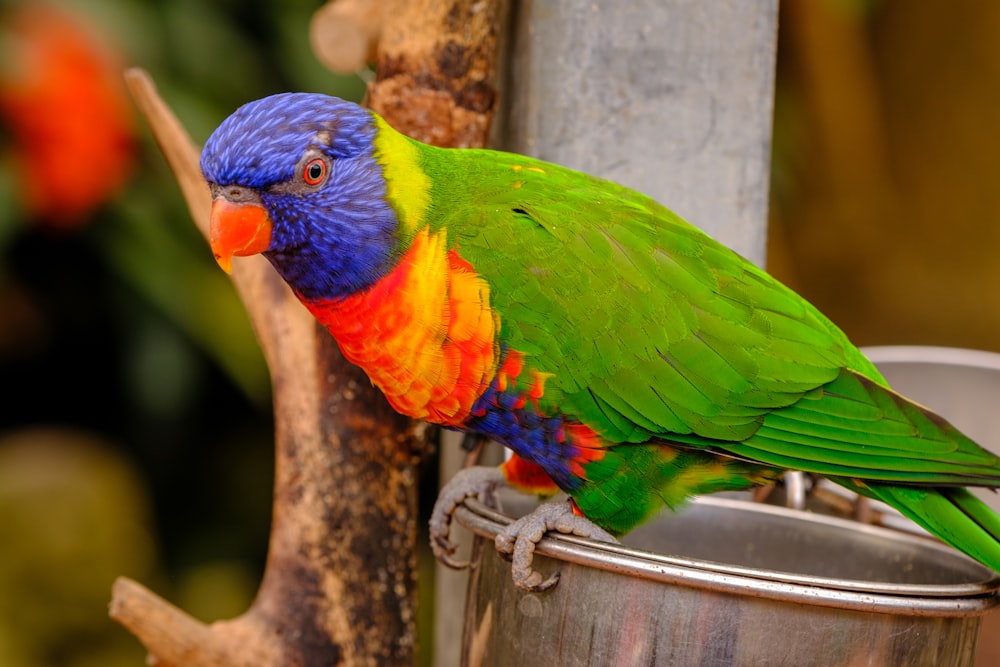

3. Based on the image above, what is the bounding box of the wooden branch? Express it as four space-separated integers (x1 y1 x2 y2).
109 577 281 667
124 69 211 237
365 0 507 148
311 0 507 147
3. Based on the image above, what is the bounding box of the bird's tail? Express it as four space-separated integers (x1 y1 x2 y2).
863 482 1000 572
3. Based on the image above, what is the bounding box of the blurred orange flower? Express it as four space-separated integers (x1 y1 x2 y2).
0 3 136 228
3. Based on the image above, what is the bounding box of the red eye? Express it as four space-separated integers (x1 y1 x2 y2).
303 157 327 186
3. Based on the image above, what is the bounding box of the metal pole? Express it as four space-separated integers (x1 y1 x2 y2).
505 0 778 264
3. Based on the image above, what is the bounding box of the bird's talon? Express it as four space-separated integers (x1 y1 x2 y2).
496 499 617 591
432 535 457 556
438 553 473 570
513 568 560 592
494 533 514 555
430 466 509 569
532 572 560 592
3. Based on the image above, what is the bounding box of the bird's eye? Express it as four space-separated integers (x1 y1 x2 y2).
303 158 328 186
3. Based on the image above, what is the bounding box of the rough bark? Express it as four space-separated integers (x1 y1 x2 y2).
366 0 507 148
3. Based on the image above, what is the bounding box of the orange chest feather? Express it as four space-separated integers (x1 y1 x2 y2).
300 227 500 425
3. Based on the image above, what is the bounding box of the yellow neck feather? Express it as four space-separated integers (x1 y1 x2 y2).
371 116 431 236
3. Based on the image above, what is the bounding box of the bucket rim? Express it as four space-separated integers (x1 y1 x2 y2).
454 495 1000 616
862 344 1000 372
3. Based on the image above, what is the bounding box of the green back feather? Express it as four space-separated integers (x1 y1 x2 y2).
419 145 852 428
409 139 1000 487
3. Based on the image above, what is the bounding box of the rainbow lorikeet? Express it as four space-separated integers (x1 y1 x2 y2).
201 93 1000 591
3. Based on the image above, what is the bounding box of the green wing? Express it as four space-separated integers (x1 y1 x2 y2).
419 145 1000 487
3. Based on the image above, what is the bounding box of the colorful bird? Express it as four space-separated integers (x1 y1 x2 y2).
201 93 1000 591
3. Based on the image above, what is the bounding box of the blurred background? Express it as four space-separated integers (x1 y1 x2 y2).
0 1 364 664
0 0 998 665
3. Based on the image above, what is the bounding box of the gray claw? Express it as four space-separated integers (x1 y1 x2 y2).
429 466 506 570
495 500 617 592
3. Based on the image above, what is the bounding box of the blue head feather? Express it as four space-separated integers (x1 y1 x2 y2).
200 92 400 300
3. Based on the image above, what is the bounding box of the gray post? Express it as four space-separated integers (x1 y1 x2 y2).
505 0 778 264
435 2 779 664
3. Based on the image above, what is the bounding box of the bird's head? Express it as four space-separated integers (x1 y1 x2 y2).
200 92 401 300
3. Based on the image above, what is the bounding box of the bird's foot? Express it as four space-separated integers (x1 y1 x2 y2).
429 465 506 570
495 500 617 592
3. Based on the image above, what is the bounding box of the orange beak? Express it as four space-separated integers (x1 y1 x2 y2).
209 198 273 273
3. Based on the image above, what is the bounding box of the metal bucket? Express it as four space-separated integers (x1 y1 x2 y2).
455 489 999 666
450 346 1000 665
